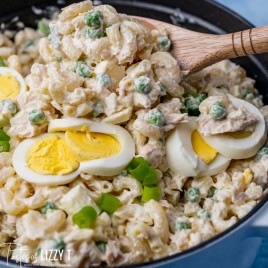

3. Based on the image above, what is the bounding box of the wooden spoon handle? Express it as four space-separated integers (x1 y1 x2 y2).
134 16 268 73
229 25 268 57
177 26 268 72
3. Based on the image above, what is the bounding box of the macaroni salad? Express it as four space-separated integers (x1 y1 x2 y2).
0 1 267 267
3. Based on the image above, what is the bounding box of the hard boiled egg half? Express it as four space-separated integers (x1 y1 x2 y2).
0 67 27 101
166 117 231 177
12 118 135 186
198 97 267 159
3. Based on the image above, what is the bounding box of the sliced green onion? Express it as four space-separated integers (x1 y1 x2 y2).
41 201 56 214
0 130 10 142
127 157 151 182
141 186 161 202
143 167 157 186
0 141 10 152
0 56 6 67
127 157 157 186
0 114 9 128
96 241 107 254
72 206 97 228
98 193 120 214
38 21 50 36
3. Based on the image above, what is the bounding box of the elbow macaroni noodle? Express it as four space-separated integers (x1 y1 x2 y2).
0 0 267 266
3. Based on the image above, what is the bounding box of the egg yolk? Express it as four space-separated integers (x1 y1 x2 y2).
226 131 252 139
0 75 20 101
191 130 218 164
26 135 79 176
64 130 121 162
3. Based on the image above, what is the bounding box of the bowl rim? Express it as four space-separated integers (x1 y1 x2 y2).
0 0 267 267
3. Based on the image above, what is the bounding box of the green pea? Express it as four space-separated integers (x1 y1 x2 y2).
75 61 91 78
183 92 207 116
148 108 165 127
0 141 10 152
187 187 201 203
96 241 107 254
24 40 34 49
157 36 171 52
175 221 191 230
207 186 216 198
92 102 104 117
134 76 151 94
38 21 50 36
256 147 268 161
41 201 57 214
0 99 18 116
209 102 227 120
96 73 112 88
0 56 6 67
28 109 45 125
84 10 104 28
52 239 65 251
86 27 106 39
197 209 211 219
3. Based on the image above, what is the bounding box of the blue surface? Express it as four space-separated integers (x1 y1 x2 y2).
251 239 268 268
0 1 267 268
216 0 268 26
215 2 268 267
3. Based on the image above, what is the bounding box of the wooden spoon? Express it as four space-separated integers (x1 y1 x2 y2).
135 16 268 74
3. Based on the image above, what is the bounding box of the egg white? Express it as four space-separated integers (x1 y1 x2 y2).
166 117 231 177
48 118 135 176
12 133 81 186
0 67 27 96
200 98 267 159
